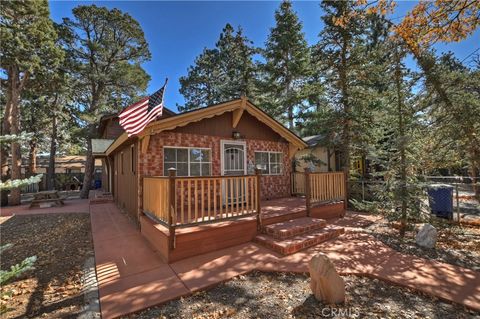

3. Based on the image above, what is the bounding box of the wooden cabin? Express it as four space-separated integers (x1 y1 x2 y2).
94 98 347 263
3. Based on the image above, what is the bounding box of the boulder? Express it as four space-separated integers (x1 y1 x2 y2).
415 223 437 249
308 253 345 304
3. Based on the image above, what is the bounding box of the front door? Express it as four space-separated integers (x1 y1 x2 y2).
221 140 247 205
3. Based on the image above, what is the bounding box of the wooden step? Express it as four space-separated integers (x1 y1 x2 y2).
254 225 344 255
263 217 327 240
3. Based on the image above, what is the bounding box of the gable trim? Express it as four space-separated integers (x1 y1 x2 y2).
106 98 307 156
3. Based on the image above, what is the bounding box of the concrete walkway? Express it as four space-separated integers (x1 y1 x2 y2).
90 203 480 318
0 198 90 216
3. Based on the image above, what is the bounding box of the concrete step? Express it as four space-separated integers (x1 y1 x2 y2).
262 217 327 240
254 225 345 255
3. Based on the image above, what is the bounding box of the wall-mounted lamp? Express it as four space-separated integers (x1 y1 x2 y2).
232 131 242 139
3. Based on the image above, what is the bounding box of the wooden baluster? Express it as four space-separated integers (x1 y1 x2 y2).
255 168 262 229
229 178 234 216
245 177 249 214
207 179 211 220
213 178 217 220
235 177 239 215
194 179 198 222
187 180 191 223
305 168 311 217
168 168 177 250
219 179 223 218
180 180 184 224
200 180 204 221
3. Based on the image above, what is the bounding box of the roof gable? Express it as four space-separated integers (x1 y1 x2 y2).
106 98 307 155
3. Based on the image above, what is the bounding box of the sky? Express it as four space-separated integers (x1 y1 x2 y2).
49 1 480 112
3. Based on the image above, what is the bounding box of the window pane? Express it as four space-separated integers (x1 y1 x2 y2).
164 148 176 162
255 152 262 164
201 163 211 176
255 152 268 173
202 149 211 162
270 164 281 175
177 163 188 176
269 152 276 163
177 149 188 162
190 163 200 176
190 149 202 162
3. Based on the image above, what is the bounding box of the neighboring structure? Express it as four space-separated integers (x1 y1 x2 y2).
21 155 102 174
93 98 347 263
295 134 339 173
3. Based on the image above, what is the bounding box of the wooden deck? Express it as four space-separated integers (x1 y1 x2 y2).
261 197 307 225
141 195 345 263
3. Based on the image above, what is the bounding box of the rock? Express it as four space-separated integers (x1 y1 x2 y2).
416 223 437 249
308 253 345 304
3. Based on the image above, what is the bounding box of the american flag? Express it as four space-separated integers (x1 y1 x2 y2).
119 79 168 136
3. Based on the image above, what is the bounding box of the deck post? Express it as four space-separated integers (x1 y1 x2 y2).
255 168 262 230
168 168 176 250
305 168 311 217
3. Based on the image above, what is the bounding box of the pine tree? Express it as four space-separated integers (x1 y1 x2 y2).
258 0 310 130
61 5 151 199
0 0 63 205
179 23 257 111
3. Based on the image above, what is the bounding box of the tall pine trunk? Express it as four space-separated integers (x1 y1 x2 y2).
7 66 24 206
47 107 57 191
395 48 408 237
80 126 95 199
339 34 351 206
28 140 37 176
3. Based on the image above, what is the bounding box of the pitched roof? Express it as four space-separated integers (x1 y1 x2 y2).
92 139 114 155
105 97 307 155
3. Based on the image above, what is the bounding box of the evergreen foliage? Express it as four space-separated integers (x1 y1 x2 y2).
179 23 257 111
61 5 151 199
257 0 310 130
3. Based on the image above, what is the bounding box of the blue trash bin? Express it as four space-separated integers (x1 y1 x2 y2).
427 184 453 219
94 180 102 189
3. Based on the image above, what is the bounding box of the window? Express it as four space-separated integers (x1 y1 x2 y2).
254 151 283 175
131 145 136 174
163 147 211 176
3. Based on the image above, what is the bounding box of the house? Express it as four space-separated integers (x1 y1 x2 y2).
294 134 340 173
20 155 102 175
94 97 347 263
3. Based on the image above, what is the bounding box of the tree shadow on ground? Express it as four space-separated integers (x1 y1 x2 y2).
1 213 94 318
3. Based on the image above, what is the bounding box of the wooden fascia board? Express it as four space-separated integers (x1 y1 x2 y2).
140 100 241 137
141 134 150 154
105 133 128 156
244 101 307 149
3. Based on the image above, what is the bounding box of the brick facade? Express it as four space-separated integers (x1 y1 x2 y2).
138 131 292 213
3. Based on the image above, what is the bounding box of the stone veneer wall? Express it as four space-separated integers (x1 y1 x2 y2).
138 131 292 213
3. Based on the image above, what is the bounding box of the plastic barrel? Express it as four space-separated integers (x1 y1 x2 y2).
427 184 454 219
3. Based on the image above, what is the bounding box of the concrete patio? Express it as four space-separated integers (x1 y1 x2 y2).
89 202 480 318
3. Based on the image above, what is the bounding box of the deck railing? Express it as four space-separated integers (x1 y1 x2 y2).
143 169 262 250
308 172 345 204
292 170 347 215
291 172 306 195
174 175 259 225
143 176 171 224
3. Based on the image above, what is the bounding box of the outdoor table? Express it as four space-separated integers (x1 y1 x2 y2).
29 190 65 208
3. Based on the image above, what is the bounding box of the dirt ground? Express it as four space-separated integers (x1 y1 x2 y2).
0 213 94 318
362 217 480 271
125 271 479 319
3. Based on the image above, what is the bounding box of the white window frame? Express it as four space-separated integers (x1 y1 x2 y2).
163 146 212 177
254 151 283 175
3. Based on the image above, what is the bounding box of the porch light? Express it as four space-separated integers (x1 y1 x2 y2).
232 131 242 139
